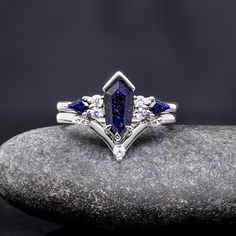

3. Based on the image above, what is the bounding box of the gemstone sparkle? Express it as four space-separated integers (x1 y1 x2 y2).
104 76 134 135
150 100 170 116
113 145 126 161
68 100 89 114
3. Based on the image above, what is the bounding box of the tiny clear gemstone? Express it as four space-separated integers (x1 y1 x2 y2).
134 108 147 119
150 118 162 126
72 116 83 124
113 145 126 161
88 107 104 119
92 95 103 107
135 95 145 107
134 96 154 108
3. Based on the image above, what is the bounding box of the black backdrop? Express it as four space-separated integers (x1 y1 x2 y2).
0 0 235 234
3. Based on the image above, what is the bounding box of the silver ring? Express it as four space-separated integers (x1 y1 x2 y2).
57 71 178 161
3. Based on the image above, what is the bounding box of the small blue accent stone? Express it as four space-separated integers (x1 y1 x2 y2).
68 100 89 114
104 76 133 135
150 100 170 116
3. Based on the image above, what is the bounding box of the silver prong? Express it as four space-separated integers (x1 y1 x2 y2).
105 125 112 134
82 96 92 104
115 133 122 141
167 103 178 113
148 96 155 104
82 111 89 118
126 126 133 134
102 71 135 92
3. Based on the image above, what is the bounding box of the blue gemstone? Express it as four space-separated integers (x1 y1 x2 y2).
104 77 133 135
150 100 170 116
68 100 89 114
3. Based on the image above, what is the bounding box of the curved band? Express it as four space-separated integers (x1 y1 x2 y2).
57 101 177 114
56 71 178 161
56 111 176 125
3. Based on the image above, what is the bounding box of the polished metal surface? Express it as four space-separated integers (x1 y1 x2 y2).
56 71 177 161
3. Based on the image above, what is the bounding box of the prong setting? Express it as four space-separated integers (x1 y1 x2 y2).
113 145 126 161
102 71 135 92
57 71 177 161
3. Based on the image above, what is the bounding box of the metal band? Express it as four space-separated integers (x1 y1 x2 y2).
57 101 178 113
56 71 178 161
56 112 176 125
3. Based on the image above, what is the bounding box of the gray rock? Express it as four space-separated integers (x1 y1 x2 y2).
0 125 235 227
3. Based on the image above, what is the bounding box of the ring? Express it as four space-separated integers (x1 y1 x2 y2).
57 71 177 161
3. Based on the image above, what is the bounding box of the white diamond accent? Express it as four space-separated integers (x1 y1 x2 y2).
113 145 126 161
92 95 103 107
133 96 156 121
83 95 105 119
150 117 162 126
72 115 90 125
134 107 147 120
89 107 104 118
134 95 145 107
134 96 154 108
72 116 82 124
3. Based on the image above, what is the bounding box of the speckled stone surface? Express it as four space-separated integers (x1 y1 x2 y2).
0 125 235 227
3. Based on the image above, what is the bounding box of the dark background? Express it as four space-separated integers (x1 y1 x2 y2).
0 0 236 235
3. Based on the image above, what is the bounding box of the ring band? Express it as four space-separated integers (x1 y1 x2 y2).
57 101 177 114
57 71 177 161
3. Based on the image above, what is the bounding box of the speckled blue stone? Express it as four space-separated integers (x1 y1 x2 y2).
150 100 170 116
104 77 133 135
68 100 89 114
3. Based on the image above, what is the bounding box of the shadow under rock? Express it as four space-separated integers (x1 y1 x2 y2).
46 221 236 235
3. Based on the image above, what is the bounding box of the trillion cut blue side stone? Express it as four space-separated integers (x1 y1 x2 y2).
150 100 170 116
68 100 89 114
104 77 133 135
